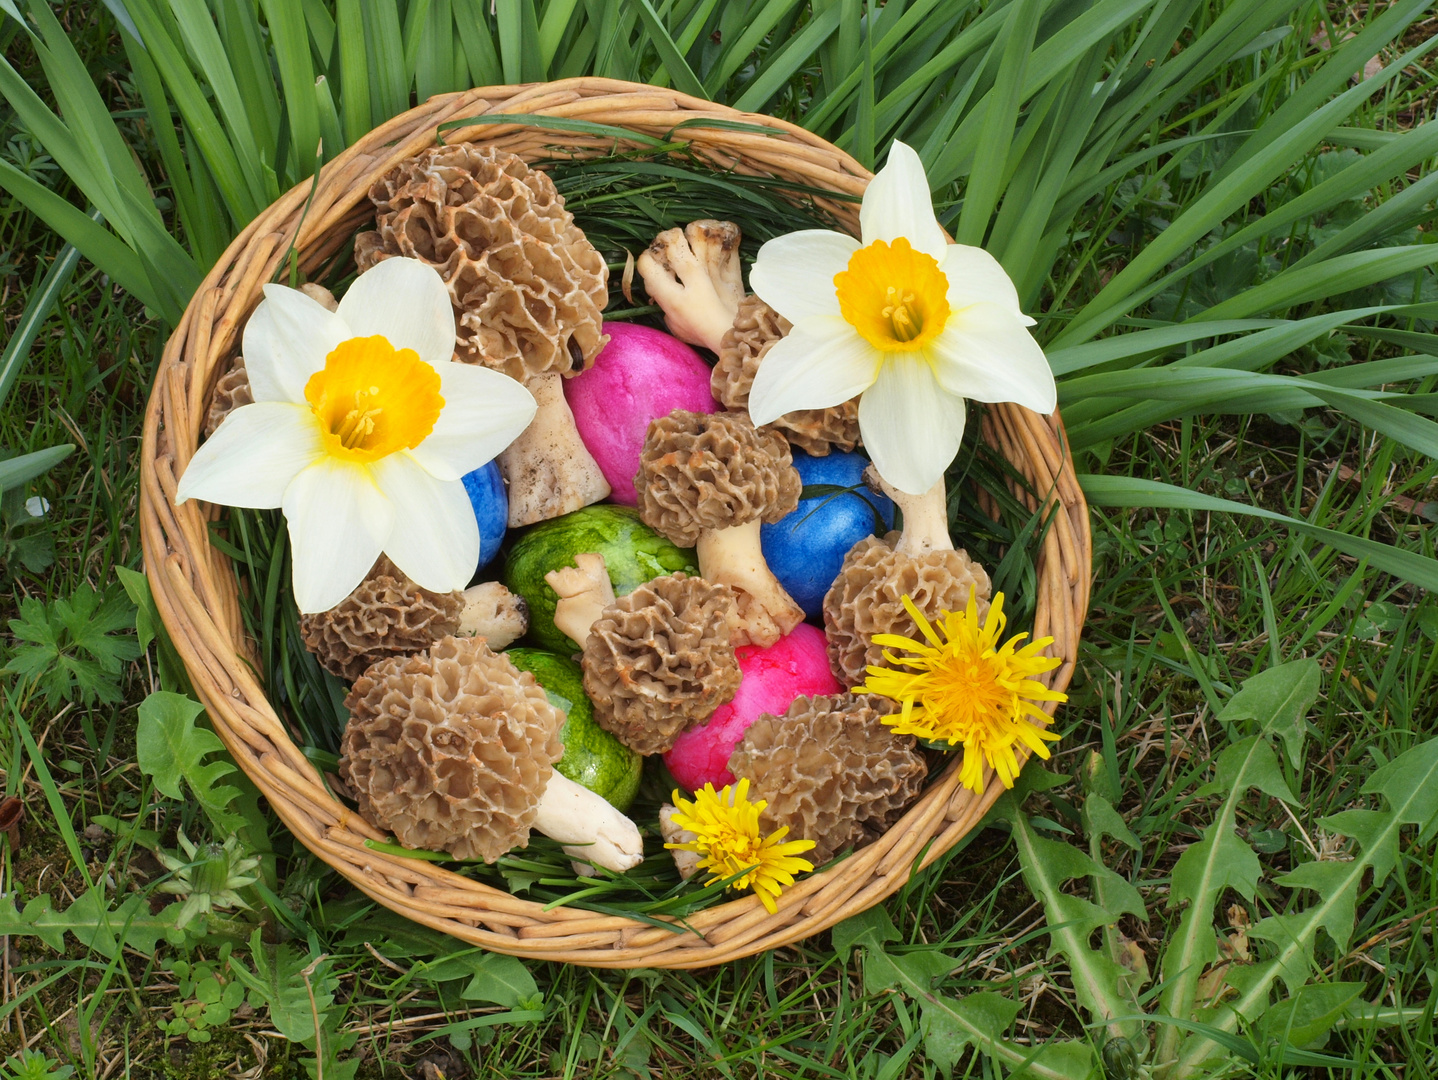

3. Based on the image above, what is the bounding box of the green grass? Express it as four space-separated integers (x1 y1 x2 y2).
1 0 1437 1077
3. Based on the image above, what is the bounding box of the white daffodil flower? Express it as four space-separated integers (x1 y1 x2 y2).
176 258 537 613
747 141 1056 495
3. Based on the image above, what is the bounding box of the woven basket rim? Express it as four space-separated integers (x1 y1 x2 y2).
139 76 1093 968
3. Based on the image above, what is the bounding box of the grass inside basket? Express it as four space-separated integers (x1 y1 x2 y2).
213 146 1055 920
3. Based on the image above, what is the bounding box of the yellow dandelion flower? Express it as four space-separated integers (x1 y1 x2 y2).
861 591 1066 794
666 778 816 914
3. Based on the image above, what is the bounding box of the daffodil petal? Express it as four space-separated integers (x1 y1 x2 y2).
408 362 538 481
940 245 1034 325
244 285 350 404
857 356 966 495
336 256 457 368
282 459 392 614
750 230 857 324
176 402 322 508
747 315 879 426
859 141 949 260
926 303 1056 413
371 453 480 593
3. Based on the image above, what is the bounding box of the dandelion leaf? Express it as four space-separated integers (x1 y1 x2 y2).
1215 658 1320 769
1215 736 1438 1032
230 931 333 1043
136 690 243 833
0 889 183 957
458 952 540 1008
1258 981 1366 1050
863 951 1095 1079
832 905 901 963
1002 801 1143 1032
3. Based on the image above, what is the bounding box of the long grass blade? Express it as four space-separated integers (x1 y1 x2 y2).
0 211 98 412
1080 475 1438 593
260 0 322 173
630 0 705 99
0 159 165 315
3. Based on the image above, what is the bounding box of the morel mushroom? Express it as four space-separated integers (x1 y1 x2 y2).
341 636 643 870
357 144 611 527
636 410 804 647
823 466 991 686
637 220 744 353
301 556 528 682
728 693 927 864
714 295 860 456
544 554 741 755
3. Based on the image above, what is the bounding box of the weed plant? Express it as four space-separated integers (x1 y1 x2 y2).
0 0 1435 1077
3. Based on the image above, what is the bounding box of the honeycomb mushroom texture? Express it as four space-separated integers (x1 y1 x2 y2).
728 693 927 864
583 573 741 755
204 356 254 438
635 410 802 547
340 636 566 863
714 296 860 456
823 533 992 687
300 556 463 682
356 143 609 381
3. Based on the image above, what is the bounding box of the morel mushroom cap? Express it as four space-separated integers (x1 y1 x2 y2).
714 295 860 456
823 533 992 687
583 572 742 755
356 143 608 380
636 410 805 646
728 693 927 864
301 556 464 682
340 636 565 863
203 356 254 438
636 409 801 546
300 557 528 682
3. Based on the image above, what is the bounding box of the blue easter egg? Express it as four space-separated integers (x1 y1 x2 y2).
762 450 896 619
462 459 508 574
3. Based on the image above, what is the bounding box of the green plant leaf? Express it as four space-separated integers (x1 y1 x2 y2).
1001 797 1144 1038
1216 659 1321 770
135 691 243 833
1173 736 1438 1072
2 584 139 708
0 889 184 958
0 445 73 496
832 905 901 963
229 929 331 1044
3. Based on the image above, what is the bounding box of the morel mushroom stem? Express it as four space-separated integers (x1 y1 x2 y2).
659 804 702 879
695 519 804 648
457 582 528 648
545 552 615 647
868 467 953 556
499 371 611 528
637 220 744 353
533 771 645 872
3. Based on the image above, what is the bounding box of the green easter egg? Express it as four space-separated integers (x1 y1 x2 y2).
505 647 642 812
502 504 698 653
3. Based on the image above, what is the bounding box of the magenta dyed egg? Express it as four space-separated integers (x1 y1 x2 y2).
664 623 842 792
565 322 720 505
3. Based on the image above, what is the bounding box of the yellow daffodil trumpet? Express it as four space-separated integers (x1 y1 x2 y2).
665 779 816 914
746 141 1057 497
175 257 538 613
862 592 1065 794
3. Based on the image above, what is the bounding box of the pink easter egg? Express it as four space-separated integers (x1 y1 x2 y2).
664 622 842 792
565 322 721 505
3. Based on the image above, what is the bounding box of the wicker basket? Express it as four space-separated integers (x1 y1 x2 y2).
140 77 1092 969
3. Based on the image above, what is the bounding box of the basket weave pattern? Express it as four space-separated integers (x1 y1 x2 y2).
140 78 1092 968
